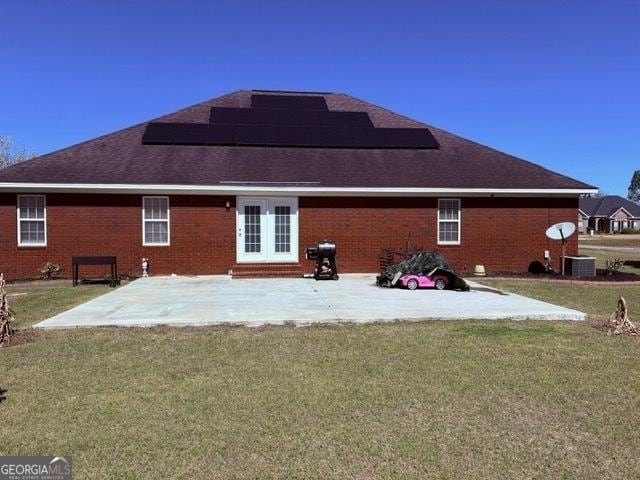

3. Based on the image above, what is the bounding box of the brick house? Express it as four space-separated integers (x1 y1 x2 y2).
0 90 596 279
579 195 640 233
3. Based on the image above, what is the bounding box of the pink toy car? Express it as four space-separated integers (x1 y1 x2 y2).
398 269 449 291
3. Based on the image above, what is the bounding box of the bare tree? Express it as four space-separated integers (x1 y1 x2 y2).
0 136 36 169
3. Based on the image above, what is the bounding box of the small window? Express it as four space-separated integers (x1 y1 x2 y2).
143 196 170 246
17 195 46 246
438 198 460 245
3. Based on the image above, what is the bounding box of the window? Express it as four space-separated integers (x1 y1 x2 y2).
244 205 262 253
143 196 170 245
274 205 291 253
438 198 460 245
17 195 46 246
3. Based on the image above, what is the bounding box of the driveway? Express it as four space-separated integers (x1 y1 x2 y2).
34 275 585 328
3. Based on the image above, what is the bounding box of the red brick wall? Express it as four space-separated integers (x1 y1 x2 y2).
0 193 578 279
300 196 578 274
0 194 236 280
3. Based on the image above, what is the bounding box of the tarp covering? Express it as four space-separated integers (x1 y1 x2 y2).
376 250 470 291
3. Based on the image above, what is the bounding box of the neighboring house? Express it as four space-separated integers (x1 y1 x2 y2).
0 90 596 279
579 195 640 233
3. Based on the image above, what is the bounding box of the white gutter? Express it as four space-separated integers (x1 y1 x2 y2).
0 182 597 197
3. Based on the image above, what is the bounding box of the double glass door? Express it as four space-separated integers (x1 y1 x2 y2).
236 197 298 263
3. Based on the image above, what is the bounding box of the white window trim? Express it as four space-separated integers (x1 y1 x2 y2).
17 194 47 247
142 196 170 246
437 198 461 245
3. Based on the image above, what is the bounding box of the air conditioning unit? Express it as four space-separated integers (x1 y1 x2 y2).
564 256 596 277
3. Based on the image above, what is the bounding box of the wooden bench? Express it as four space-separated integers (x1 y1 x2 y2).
72 256 118 287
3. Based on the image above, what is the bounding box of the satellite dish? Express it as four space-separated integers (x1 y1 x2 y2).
545 222 576 240
545 222 576 276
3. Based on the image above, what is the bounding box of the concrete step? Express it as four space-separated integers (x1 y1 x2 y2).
232 271 305 279
231 263 306 279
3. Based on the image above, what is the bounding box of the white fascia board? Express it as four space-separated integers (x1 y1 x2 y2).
0 182 598 197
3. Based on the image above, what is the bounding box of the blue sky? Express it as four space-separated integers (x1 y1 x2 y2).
1 1 638 194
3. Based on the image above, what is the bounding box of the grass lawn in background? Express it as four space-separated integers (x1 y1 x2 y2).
579 234 640 248
578 247 640 276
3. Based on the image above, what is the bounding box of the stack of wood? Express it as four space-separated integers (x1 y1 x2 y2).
376 248 470 291
0 273 14 347
603 296 638 336
378 249 395 275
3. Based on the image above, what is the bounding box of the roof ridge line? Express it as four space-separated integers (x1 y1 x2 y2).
251 89 334 95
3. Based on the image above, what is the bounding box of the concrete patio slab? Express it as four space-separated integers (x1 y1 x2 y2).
34 275 585 329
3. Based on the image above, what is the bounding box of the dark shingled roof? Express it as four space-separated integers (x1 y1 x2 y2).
580 195 640 217
0 90 595 190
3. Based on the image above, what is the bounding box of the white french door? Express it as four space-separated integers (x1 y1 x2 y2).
236 197 299 263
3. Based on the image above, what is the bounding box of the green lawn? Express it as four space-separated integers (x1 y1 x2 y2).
578 247 640 276
479 279 640 321
580 234 640 248
7 283 113 329
1 283 640 478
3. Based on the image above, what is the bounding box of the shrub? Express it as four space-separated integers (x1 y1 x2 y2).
620 228 639 234
39 262 64 280
604 258 625 275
